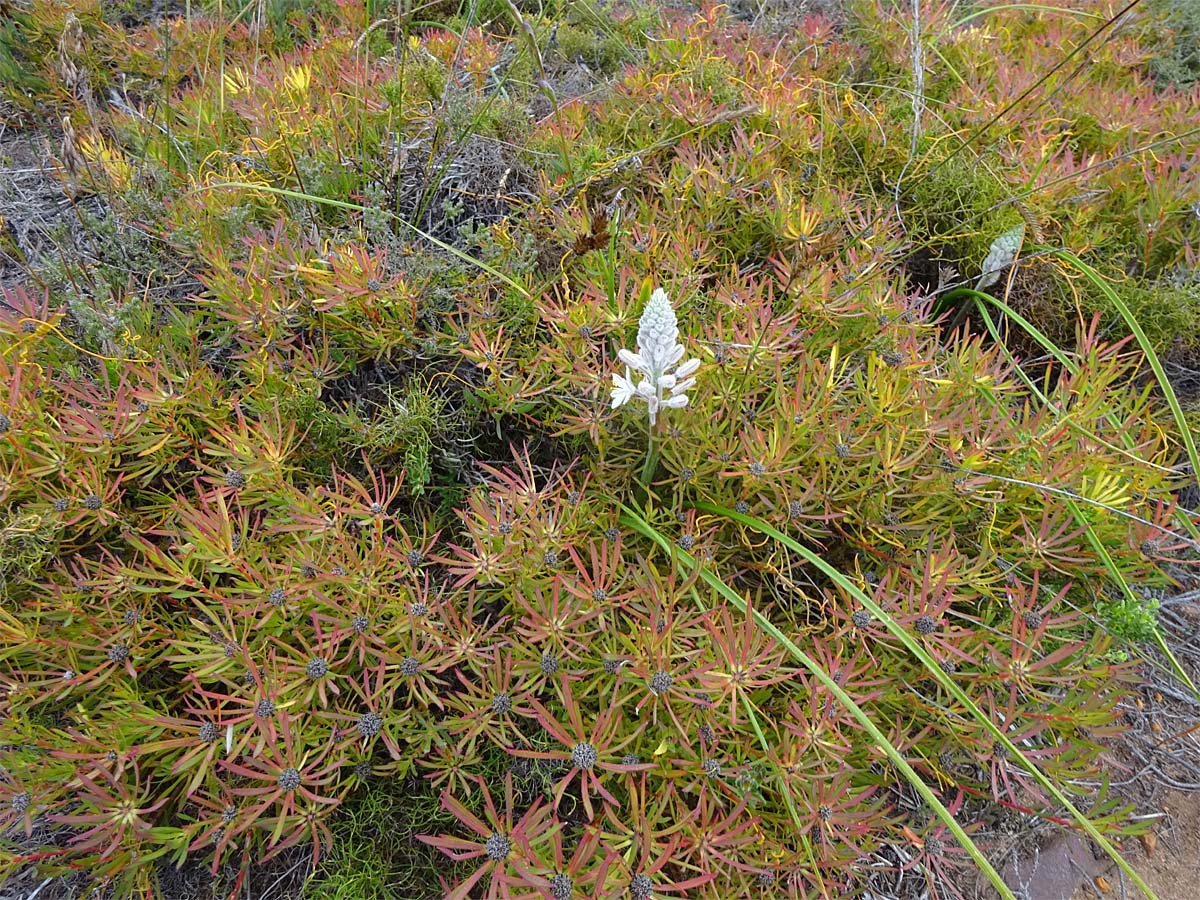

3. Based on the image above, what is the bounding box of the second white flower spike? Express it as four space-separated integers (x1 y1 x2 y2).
610 285 699 426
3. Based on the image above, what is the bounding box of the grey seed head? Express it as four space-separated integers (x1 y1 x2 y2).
649 670 672 695
485 832 511 861
136 400 150 412
357 712 383 738
242 669 256 686
268 587 286 607
331 566 347 576
222 805 237 823
62 669 75 680
255 699 275 718
224 642 240 658
603 658 623 675
757 870 776 886
630 873 654 900
578 325 593 339
53 497 70 512
300 563 317 578
881 349 903 368
852 609 872 628
543 550 559 567
621 753 640 766
199 722 219 743
84 494 103 511
835 443 851 458
604 527 619 541
679 468 694 483
699 723 715 744
224 470 247 489
592 588 607 602
677 534 694 551
407 548 424 566
106 751 118 764
409 602 427 617
352 615 369 634
749 462 766 477
306 657 329 679
369 504 384 518
278 768 301 792
540 652 559 675
567 491 581 505
702 758 721 778
0 413 10 433
366 278 381 292
400 656 420 676
355 761 372 780
734 499 750 515
498 522 513 535
788 500 804 519
571 742 598 769
491 692 513 714
123 609 141 625
718 452 731 462
1022 610 1043 629
915 615 937 635
107 643 129 664
939 658 957 675
550 872 573 900
817 804 833 821
211 826 224 846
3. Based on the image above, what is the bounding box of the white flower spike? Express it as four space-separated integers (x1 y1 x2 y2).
611 286 699 425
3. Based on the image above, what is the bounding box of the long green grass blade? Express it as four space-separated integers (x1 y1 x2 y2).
620 503 1020 900
1064 498 1200 699
961 278 1199 539
690 500 1158 900
190 181 532 298
1046 249 1200 503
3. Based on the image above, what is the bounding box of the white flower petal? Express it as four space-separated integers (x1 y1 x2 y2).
610 370 636 409
637 287 680 375
618 348 646 373
610 287 698 425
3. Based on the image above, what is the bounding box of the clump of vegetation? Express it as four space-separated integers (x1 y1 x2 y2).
1 1 1199 899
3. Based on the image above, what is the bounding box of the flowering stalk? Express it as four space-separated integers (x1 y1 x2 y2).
610 283 699 484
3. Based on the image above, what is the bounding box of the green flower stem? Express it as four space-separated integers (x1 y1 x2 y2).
639 427 660 488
